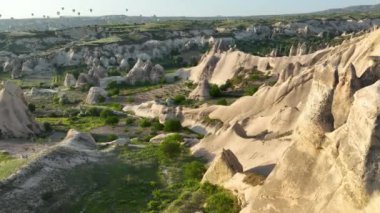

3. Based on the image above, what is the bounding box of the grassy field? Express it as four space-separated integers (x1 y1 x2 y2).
0 152 27 181
63 142 239 213
36 116 107 132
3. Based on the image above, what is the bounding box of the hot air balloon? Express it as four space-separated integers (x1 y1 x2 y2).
72 9 76 13
77 12 81 16
126 8 128 12
31 13 34 17
57 11 60 16
90 8 93 13
43 15 46 18
61 7 64 11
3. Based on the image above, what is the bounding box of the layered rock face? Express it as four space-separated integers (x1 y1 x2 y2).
125 59 165 85
0 81 40 138
188 28 380 212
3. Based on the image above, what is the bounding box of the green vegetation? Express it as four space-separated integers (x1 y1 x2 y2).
0 152 27 181
63 140 238 212
159 134 183 158
36 116 108 132
209 84 222 98
216 99 228 106
164 119 182 132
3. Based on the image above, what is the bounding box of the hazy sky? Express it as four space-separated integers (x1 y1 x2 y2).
0 0 379 19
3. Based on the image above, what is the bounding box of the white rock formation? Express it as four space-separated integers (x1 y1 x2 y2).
0 81 40 138
85 87 108 104
189 79 211 101
63 73 76 87
125 59 165 85
202 149 243 185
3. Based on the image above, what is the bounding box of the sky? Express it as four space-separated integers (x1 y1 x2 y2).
0 0 379 19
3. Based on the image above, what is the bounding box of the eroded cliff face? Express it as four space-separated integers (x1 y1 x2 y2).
192 28 380 212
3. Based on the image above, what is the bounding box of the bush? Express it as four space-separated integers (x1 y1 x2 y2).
164 119 182 132
183 161 205 180
173 95 186 105
104 116 119 125
100 109 114 119
220 80 232 91
86 107 101 116
107 134 118 141
107 88 120 96
43 122 53 133
244 86 258 96
209 84 221 98
125 117 135 125
28 103 36 112
160 139 181 159
216 99 228 106
139 118 152 128
152 119 164 131
204 192 239 213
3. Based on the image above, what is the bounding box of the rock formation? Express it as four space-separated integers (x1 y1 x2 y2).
125 59 165 85
0 81 40 138
202 149 243 185
0 130 100 212
190 28 380 213
85 87 108 104
63 73 76 87
189 79 211 101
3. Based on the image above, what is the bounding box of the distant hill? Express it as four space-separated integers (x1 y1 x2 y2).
318 4 380 14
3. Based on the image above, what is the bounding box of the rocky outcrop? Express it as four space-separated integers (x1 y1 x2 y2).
63 73 76 87
189 79 211 101
202 149 243 185
125 59 165 85
85 87 108 104
0 130 100 212
0 81 40 138
331 64 361 128
75 73 95 88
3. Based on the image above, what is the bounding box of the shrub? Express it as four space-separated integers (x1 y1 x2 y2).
164 119 182 132
152 119 164 131
104 116 119 125
209 84 221 98
216 99 228 106
43 122 53 133
244 86 258 96
160 139 181 159
64 108 80 117
139 118 152 128
107 88 120 96
86 107 101 116
164 133 183 143
100 109 114 119
107 134 118 141
125 117 135 125
220 80 232 91
98 96 106 103
28 103 36 112
183 161 205 180
173 95 186 105
204 192 239 213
